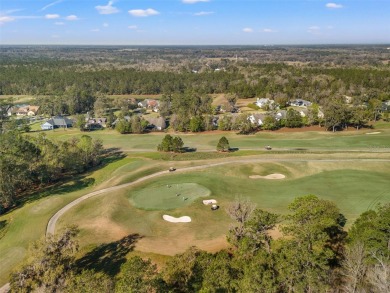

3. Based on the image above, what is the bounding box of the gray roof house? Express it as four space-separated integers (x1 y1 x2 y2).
289 99 312 107
144 116 166 131
275 110 287 120
41 116 73 130
255 98 275 109
248 113 267 126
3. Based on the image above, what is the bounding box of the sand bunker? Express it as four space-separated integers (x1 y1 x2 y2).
249 173 286 180
163 215 192 223
366 132 381 135
203 199 217 205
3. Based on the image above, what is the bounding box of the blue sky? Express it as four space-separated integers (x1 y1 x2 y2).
0 0 389 45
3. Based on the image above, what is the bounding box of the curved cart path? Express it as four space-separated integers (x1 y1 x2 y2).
46 157 390 236
1 157 390 293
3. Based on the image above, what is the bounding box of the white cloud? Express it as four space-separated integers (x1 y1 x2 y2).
128 8 159 17
308 26 321 34
326 3 343 9
45 14 60 19
182 0 210 3
194 11 214 16
243 27 253 33
95 1 119 15
55 21 65 25
262 28 277 33
41 0 63 12
128 25 138 29
0 16 15 25
65 15 78 21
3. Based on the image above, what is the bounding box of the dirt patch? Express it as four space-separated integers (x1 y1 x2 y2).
135 233 228 256
249 173 286 179
81 218 128 241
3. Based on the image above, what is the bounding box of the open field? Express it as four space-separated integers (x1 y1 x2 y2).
0 95 36 104
1 124 390 287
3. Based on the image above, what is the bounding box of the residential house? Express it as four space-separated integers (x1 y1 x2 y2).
137 100 149 108
248 113 267 126
144 116 166 131
289 99 312 107
41 116 73 130
382 100 390 111
275 110 287 121
255 98 275 109
298 109 308 117
85 117 107 129
15 105 40 116
137 99 160 112
6 106 15 116
111 116 131 127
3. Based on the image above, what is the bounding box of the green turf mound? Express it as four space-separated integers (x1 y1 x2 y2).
130 183 211 210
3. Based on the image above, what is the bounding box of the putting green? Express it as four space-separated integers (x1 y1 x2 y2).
130 183 211 210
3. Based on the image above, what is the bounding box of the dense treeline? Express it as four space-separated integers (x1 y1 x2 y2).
1 60 390 103
0 132 103 212
10 196 389 292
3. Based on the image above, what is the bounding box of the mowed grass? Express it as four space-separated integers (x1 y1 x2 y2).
1 122 389 285
27 126 390 152
131 183 211 210
57 161 390 260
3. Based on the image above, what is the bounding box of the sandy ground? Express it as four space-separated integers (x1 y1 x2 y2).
366 132 381 135
249 173 286 179
203 199 217 205
163 215 192 223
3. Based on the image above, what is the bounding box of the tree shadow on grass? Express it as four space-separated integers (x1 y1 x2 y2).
3 149 126 216
75 234 142 277
0 220 8 240
182 147 197 153
228 147 239 152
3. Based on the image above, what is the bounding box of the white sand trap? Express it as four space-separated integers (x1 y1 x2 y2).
366 132 381 135
203 199 217 205
163 215 192 223
249 173 286 180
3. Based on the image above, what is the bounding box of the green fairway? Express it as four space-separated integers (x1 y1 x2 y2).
1 121 389 287
28 127 390 153
130 183 211 210
56 160 390 259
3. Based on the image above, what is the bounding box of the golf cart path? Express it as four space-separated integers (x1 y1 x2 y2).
1 157 389 293
46 157 390 236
